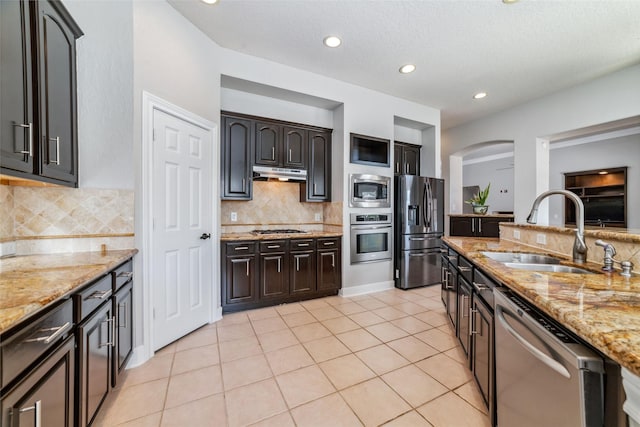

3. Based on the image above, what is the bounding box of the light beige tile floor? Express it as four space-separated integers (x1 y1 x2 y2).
95 286 490 427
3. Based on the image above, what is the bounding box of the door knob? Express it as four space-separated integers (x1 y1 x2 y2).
200 233 211 240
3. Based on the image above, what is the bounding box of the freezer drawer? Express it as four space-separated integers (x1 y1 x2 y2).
401 234 441 251
397 249 441 289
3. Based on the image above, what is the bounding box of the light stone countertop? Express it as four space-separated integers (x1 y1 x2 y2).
443 236 640 375
221 231 343 241
0 249 138 336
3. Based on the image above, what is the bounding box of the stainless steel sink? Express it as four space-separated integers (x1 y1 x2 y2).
482 252 562 264
503 262 596 274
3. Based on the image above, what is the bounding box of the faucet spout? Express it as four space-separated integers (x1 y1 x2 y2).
526 190 587 264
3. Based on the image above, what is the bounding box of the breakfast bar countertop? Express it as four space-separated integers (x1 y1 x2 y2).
443 236 640 376
0 249 138 336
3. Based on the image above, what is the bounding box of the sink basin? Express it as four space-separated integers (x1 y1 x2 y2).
482 252 562 264
503 262 596 274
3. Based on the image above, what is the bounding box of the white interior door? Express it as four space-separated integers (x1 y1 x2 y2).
152 108 212 350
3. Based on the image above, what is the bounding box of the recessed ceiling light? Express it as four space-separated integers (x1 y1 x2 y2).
598 171 608 175
399 64 416 74
473 92 488 99
201 0 218 4
323 36 342 48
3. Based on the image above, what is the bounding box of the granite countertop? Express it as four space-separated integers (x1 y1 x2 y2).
443 236 640 376
0 249 138 336
221 231 343 241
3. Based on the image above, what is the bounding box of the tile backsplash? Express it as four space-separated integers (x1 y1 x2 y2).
221 181 343 233
0 184 134 255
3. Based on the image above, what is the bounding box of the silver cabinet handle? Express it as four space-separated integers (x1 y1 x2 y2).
479 218 482 234
118 271 133 278
13 122 33 156
267 245 280 249
235 246 248 251
473 282 490 290
297 243 310 247
448 255 457 261
118 302 128 329
323 242 335 246
271 146 275 160
461 295 469 317
49 136 60 165
405 164 409 174
19 400 42 427
471 218 475 233
330 253 335 268
100 317 115 348
242 178 246 191
25 322 72 344
314 183 317 194
88 289 112 300
245 259 250 276
458 266 472 272
296 256 300 271
277 258 281 273
288 148 292 162
470 309 479 335
396 162 400 175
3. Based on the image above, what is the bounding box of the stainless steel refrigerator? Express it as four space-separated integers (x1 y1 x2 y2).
394 175 445 289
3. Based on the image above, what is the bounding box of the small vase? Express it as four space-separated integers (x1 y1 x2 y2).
473 205 488 215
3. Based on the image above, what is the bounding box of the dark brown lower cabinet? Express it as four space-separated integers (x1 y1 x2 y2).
112 281 133 388
471 293 494 425
1 335 75 427
457 276 472 359
222 237 341 312
77 301 113 427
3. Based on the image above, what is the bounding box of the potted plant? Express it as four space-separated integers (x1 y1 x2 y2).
465 183 490 214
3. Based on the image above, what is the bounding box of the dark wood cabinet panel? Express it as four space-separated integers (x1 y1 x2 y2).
441 254 458 332
255 121 280 166
222 116 253 200
394 142 421 176
225 255 257 304
283 126 306 169
472 294 494 419
317 249 340 292
0 0 82 186
112 281 133 388
259 252 288 299
457 276 472 358
449 216 513 238
0 0 34 175
290 251 316 295
1 335 75 427
302 130 331 201
450 217 475 237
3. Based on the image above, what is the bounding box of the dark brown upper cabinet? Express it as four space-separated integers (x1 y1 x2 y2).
0 0 83 187
221 115 253 200
255 122 307 169
394 141 421 176
302 129 331 202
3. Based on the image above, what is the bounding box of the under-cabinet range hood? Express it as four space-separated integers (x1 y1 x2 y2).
252 165 307 182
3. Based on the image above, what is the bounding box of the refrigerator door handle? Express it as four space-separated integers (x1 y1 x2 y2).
422 182 429 230
425 180 433 230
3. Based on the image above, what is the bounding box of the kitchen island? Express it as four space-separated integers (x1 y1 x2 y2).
442 236 640 376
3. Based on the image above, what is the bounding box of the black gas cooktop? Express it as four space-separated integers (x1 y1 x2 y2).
251 229 307 234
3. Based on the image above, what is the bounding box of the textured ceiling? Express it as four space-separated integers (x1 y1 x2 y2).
169 0 640 129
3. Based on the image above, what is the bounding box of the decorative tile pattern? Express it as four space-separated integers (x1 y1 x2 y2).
94 286 491 427
0 185 14 241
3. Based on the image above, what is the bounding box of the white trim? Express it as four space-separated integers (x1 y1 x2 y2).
339 280 394 297
550 125 640 150
462 150 514 166
141 91 219 364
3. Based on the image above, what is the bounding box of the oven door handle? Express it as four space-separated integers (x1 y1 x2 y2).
350 225 392 230
496 305 571 379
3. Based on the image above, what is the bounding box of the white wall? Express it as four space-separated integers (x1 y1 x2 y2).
65 1 134 189
443 64 640 223
548 133 640 228
463 156 514 213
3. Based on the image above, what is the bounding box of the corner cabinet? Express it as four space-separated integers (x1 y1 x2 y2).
0 0 83 187
222 236 341 312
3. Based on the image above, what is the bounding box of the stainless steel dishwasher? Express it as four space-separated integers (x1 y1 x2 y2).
494 288 604 427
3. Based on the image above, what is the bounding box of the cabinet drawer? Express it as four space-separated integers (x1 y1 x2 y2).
458 256 473 281
317 237 340 249
1 298 73 389
112 259 133 292
290 239 315 250
447 248 459 268
74 274 112 323
225 242 257 255
259 240 288 253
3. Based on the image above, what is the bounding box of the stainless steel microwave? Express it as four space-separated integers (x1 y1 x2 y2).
348 174 391 208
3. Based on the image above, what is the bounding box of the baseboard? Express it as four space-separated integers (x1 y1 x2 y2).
126 345 151 369
339 280 394 297
212 306 223 323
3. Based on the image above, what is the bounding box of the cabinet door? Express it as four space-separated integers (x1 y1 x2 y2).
471 296 494 415
478 217 501 238
302 130 331 201
36 0 80 186
255 122 280 166
283 126 306 169
1 336 75 427
78 302 112 427
224 255 257 304
290 251 316 295
0 0 34 175
449 217 475 237
317 249 340 291
259 252 288 299
393 145 402 176
457 276 472 359
222 116 253 200
112 282 133 388
402 145 421 176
